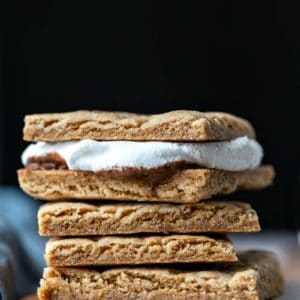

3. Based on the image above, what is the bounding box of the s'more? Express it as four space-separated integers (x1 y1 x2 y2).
18 110 274 202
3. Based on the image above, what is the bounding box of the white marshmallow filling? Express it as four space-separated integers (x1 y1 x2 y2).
21 136 263 172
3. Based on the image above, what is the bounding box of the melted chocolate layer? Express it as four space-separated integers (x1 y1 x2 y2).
26 153 200 181
27 153 68 170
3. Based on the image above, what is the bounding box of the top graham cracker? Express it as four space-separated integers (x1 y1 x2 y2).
23 110 255 142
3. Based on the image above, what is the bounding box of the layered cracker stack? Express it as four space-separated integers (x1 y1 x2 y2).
18 110 283 299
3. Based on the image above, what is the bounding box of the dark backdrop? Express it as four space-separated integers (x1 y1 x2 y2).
1 1 299 228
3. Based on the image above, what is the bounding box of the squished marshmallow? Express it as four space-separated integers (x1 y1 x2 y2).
21 137 263 172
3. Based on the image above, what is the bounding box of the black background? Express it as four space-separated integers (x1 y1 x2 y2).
1 1 299 228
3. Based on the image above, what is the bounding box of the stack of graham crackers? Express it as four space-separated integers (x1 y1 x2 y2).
18 110 283 299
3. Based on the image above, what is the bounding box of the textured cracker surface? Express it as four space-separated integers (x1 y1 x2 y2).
45 235 237 266
23 110 255 142
18 165 274 202
38 201 260 236
38 250 283 300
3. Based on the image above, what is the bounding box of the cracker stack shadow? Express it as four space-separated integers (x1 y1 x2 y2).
17 110 283 300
